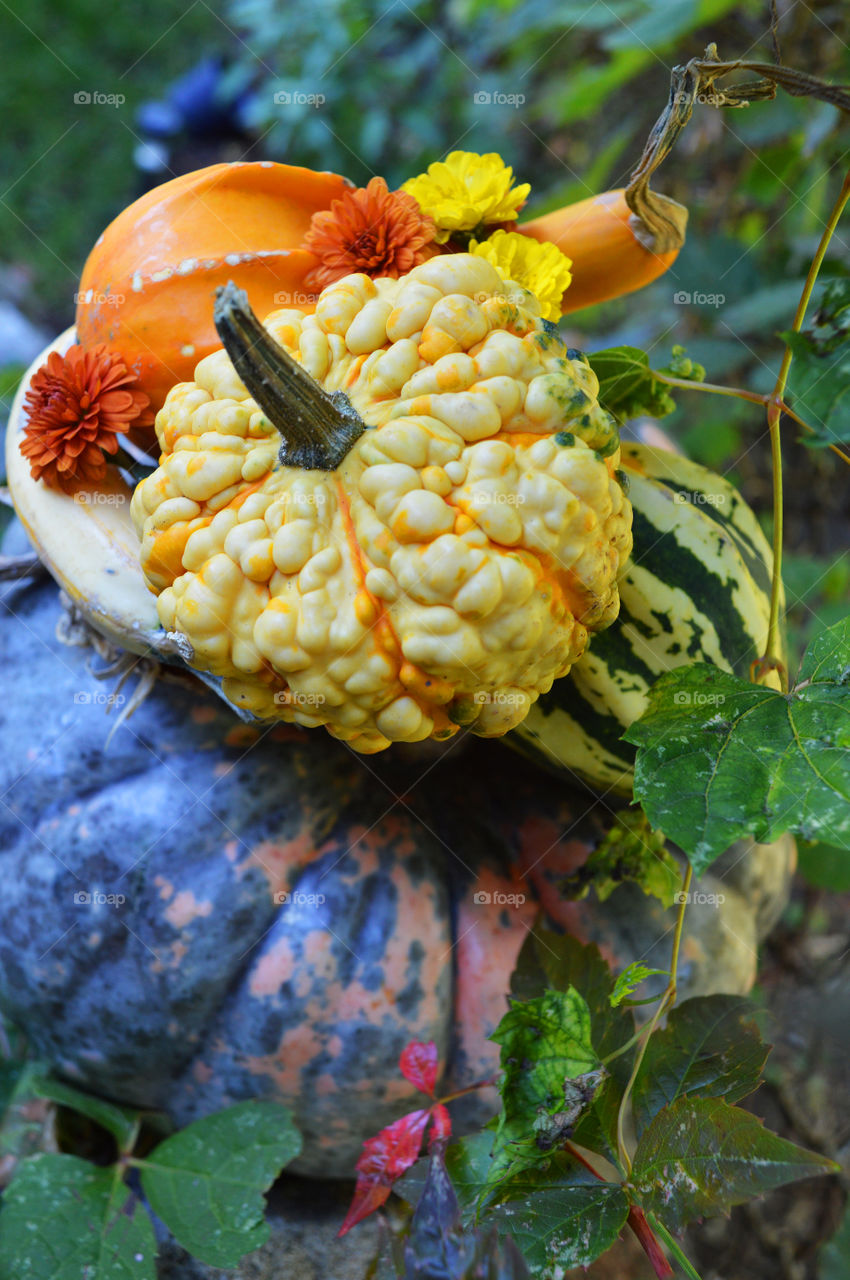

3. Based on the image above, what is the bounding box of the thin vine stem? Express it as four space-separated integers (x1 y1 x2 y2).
651 371 850 467
437 1077 498 1105
602 1008 668 1067
615 863 693 1175
765 171 850 677
647 1212 705 1280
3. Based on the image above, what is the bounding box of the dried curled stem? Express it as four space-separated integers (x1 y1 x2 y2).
625 42 850 254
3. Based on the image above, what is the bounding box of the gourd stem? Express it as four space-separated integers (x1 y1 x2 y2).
213 282 365 471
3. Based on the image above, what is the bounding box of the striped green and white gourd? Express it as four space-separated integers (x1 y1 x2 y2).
511 441 782 795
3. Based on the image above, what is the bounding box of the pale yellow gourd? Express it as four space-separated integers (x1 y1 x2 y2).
131 254 632 752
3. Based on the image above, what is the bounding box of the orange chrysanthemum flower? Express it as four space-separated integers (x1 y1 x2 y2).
20 344 151 491
304 177 438 291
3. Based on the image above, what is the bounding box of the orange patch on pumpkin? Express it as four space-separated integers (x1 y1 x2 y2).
153 875 174 901
249 936 297 998
239 832 319 895
451 866 535 1086
163 890 213 930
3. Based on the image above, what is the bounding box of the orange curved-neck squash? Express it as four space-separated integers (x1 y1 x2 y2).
76 162 350 412
77 166 681 414
519 188 681 314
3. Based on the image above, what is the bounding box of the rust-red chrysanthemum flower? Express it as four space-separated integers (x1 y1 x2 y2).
20 344 151 491
304 177 438 292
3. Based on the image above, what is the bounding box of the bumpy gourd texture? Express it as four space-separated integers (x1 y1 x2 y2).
131 254 632 753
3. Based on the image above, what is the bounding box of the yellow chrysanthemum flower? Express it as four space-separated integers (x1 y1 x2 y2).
469 230 572 322
402 151 531 243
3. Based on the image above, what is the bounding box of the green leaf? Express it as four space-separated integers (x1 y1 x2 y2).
782 279 850 446
783 331 850 446
509 931 635 1161
587 346 676 421
446 1132 501 1215
552 48 653 124
490 990 600 1173
610 963 668 1008
0 1153 157 1279
30 1076 140 1151
625 621 850 874
797 839 850 891
561 809 681 909
406 1009 625 1266
632 996 769 1137
434 1133 629 1272
138 1101 301 1267
632 1097 837 1229
510 930 629 1053
482 1158 629 1273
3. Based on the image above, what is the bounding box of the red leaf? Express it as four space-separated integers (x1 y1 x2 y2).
338 1180 391 1236
338 1108 430 1236
429 1103 452 1147
400 1040 439 1095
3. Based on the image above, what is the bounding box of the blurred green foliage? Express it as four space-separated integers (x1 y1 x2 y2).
797 839 850 892
0 0 221 327
228 0 746 194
